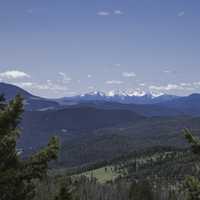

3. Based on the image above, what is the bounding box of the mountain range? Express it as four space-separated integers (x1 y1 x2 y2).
1 82 200 116
2 82 200 166
60 90 179 105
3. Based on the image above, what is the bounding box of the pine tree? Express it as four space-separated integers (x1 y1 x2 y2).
0 94 60 200
183 128 200 200
55 186 73 200
129 180 154 200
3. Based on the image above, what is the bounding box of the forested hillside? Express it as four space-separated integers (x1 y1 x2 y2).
2 85 200 200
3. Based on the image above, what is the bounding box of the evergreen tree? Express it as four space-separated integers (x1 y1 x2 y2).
0 95 60 200
183 128 200 200
0 94 5 110
55 186 73 200
129 180 154 200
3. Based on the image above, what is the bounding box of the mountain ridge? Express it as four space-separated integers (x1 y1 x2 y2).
0 82 59 110
2 82 200 117
60 90 180 105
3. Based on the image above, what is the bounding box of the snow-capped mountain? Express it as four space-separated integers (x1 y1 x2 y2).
62 90 179 104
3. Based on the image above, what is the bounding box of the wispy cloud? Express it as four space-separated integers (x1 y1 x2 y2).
114 10 124 15
87 74 92 78
0 70 30 80
122 72 136 78
13 72 71 95
178 11 185 17
106 80 123 84
139 83 146 87
114 63 121 67
16 80 68 92
149 82 200 91
17 82 33 87
149 84 183 91
163 70 171 73
97 10 124 16
97 11 110 16
180 83 192 87
26 9 33 14
58 72 71 83
88 86 95 90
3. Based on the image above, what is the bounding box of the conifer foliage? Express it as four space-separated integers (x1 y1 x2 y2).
183 128 200 200
55 186 73 200
0 94 59 200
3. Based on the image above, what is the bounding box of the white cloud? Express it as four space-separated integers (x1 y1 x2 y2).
149 82 200 92
17 82 33 87
193 82 200 86
87 74 92 78
0 70 30 79
16 80 68 92
65 91 77 96
139 83 146 87
97 10 124 17
149 84 183 91
88 86 95 90
149 81 200 92
114 10 124 15
178 11 185 17
58 72 71 83
97 11 110 16
180 83 192 87
122 72 136 78
45 79 68 91
163 70 171 73
106 80 123 84
114 63 121 67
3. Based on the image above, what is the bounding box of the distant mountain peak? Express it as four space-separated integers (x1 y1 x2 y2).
107 89 147 97
148 91 165 98
62 89 178 105
84 90 164 98
84 91 106 97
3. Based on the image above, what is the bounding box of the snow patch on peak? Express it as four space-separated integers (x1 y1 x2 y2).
149 91 165 98
107 89 146 97
126 90 146 97
82 90 166 99
82 91 106 97
107 90 115 97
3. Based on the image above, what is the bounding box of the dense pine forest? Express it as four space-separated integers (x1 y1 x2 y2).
1 95 200 200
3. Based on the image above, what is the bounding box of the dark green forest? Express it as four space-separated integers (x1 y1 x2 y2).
1 95 200 200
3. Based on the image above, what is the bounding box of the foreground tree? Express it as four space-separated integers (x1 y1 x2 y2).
183 128 200 200
0 94 59 200
129 180 154 200
55 186 73 200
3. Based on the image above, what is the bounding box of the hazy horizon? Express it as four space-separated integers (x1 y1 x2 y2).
1 81 199 99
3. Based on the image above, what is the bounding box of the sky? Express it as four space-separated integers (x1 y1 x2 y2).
0 0 200 98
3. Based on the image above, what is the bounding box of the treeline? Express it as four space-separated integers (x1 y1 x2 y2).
34 175 186 200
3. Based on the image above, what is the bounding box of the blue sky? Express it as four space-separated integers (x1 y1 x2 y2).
0 0 200 98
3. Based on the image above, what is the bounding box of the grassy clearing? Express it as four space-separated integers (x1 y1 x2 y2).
49 165 125 184
78 166 121 183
